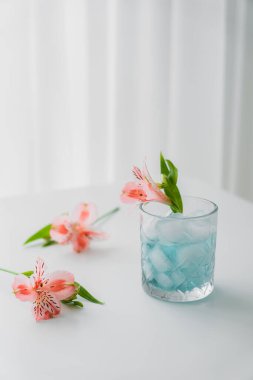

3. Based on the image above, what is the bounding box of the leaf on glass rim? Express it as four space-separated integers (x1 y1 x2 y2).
166 159 178 185
162 177 183 213
75 282 104 305
160 152 183 213
23 224 52 245
160 152 178 185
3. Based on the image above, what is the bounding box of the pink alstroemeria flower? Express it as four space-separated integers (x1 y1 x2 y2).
121 165 171 205
12 258 76 321
50 203 106 253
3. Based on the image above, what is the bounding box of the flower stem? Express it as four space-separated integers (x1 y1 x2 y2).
0 268 19 276
92 206 120 226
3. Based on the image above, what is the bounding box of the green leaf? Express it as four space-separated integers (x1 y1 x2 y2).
42 239 57 247
61 296 77 304
163 176 183 213
160 153 178 185
72 301 84 308
22 270 34 277
160 152 170 176
24 224 52 245
75 282 104 305
61 299 74 304
166 159 178 184
160 152 183 213
62 291 78 302
61 299 83 308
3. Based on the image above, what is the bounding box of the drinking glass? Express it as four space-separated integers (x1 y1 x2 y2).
140 197 218 302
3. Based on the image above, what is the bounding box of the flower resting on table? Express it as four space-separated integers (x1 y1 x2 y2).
9 257 103 321
121 153 183 213
50 203 107 253
24 203 120 253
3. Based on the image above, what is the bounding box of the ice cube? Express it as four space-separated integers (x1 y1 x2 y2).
175 242 213 287
178 280 197 293
156 273 174 290
170 270 185 288
149 245 173 272
155 211 216 244
141 241 156 260
156 218 191 244
160 243 177 263
186 219 211 242
176 242 207 267
142 260 155 281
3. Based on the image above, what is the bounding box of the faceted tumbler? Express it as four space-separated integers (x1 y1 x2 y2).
140 197 218 302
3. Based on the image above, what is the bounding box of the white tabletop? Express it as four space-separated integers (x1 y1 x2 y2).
0 179 252 380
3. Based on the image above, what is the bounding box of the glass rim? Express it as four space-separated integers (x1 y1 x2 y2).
139 196 218 220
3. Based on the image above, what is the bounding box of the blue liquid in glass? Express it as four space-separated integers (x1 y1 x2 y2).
141 229 216 294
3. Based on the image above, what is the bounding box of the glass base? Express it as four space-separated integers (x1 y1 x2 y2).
142 277 214 302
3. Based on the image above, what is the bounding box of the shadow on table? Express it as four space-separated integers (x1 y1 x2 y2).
165 285 253 327
207 285 253 307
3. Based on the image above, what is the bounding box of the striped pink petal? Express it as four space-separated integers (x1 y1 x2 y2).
33 291 61 321
44 271 76 300
34 257 46 280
